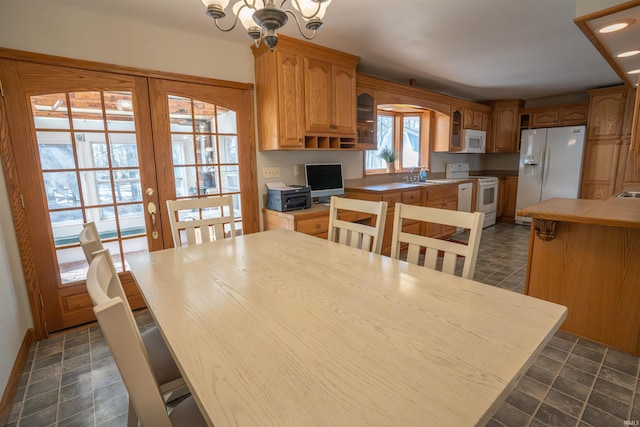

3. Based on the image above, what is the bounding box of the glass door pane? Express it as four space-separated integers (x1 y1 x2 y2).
31 91 148 284
168 96 243 234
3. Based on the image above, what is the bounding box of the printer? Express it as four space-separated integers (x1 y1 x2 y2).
267 185 311 212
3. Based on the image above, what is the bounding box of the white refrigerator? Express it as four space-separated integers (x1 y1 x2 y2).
515 126 586 224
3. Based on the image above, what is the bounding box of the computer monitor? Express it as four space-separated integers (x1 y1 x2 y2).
304 163 345 204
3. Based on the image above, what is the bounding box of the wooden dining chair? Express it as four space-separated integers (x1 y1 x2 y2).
327 196 388 254
86 250 207 427
166 195 236 247
79 223 186 427
390 204 485 279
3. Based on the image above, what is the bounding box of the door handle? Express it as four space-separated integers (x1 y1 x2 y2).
147 202 158 239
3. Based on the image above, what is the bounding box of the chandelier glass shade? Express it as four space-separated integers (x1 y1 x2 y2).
201 0 332 50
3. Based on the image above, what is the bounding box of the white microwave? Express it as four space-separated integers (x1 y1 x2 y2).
460 129 486 153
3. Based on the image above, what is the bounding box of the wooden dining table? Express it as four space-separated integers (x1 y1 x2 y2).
127 228 567 427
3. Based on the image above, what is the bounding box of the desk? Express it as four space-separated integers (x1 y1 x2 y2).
128 229 566 426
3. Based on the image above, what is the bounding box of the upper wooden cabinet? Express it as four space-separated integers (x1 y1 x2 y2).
520 102 589 129
356 84 377 150
486 99 524 153
253 36 359 150
462 108 489 131
304 59 356 135
581 86 637 200
586 87 628 139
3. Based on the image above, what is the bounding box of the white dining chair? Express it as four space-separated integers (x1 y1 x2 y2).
166 195 236 247
390 203 485 279
79 223 187 427
327 196 388 254
86 250 207 427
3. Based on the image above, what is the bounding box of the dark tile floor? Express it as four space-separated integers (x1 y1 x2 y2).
6 222 640 427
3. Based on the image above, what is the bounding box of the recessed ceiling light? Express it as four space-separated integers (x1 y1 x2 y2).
598 19 635 33
628 69 640 75
616 50 640 58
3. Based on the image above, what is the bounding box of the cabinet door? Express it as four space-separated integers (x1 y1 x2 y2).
588 91 626 139
423 200 442 237
304 57 333 133
482 112 491 133
277 51 304 147
504 177 518 218
623 143 640 184
450 109 462 151
332 64 357 134
559 105 588 126
531 111 559 128
442 198 458 236
492 105 519 152
580 140 621 199
356 90 376 149
496 177 506 217
462 109 483 130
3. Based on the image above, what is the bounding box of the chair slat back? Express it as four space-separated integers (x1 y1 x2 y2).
327 197 388 254
390 204 484 279
167 195 236 247
78 222 103 263
87 251 171 427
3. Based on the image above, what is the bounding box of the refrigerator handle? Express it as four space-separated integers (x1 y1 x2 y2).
544 145 551 185
539 145 546 187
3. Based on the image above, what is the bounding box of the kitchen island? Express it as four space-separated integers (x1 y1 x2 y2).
517 186 640 355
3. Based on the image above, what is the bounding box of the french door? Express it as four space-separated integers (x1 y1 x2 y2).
0 59 257 333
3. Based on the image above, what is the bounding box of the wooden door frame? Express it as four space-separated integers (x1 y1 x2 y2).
0 48 259 339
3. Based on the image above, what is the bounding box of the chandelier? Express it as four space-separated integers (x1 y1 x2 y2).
202 0 332 51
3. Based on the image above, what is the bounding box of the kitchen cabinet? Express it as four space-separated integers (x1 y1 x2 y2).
448 108 463 152
497 176 518 221
423 184 458 238
520 103 589 129
580 86 635 199
262 205 373 239
503 176 518 221
253 35 359 151
486 99 524 153
346 186 428 256
356 84 377 150
304 58 357 135
462 108 490 132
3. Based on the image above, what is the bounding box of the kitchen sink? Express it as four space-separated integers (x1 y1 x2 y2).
406 179 461 185
616 191 640 198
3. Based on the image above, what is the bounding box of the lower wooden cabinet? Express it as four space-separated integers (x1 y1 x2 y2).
263 183 460 256
424 185 458 238
497 176 518 221
262 204 375 240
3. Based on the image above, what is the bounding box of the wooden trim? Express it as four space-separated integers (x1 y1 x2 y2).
252 35 360 64
0 328 35 426
573 0 640 88
357 73 492 115
0 47 254 91
0 79 48 339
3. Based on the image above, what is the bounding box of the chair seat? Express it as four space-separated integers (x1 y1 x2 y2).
169 396 208 427
141 326 182 385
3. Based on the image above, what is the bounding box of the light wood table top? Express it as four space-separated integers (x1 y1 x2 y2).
128 229 566 427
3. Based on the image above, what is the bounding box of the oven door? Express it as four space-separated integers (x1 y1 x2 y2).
477 181 497 214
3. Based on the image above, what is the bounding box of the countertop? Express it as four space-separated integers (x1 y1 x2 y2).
346 179 474 193
516 184 640 229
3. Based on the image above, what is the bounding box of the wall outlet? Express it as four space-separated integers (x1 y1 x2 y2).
293 164 300 176
262 167 280 178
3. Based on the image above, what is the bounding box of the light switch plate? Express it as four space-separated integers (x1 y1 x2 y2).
262 167 280 178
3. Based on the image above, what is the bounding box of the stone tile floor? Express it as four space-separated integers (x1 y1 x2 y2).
6 222 640 426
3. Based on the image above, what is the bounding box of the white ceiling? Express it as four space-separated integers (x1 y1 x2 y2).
52 0 624 102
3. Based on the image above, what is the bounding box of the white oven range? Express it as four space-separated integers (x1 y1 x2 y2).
446 163 498 228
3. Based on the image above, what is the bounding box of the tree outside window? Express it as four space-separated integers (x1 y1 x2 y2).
365 112 423 173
